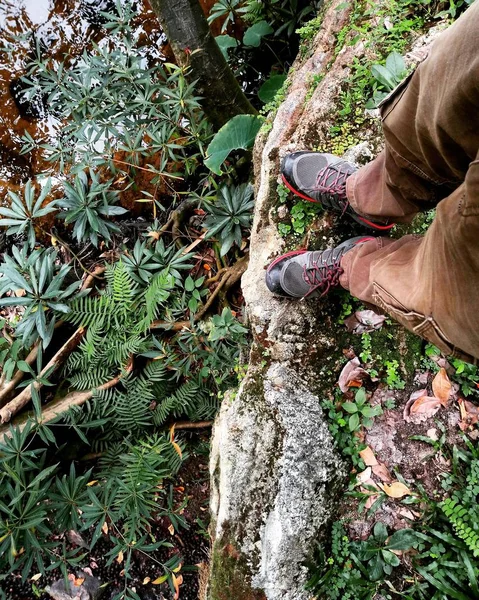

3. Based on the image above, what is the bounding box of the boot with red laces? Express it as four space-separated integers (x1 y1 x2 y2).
265 236 374 298
281 151 394 231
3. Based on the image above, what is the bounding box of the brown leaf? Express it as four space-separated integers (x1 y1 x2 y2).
403 389 441 424
359 446 378 466
432 368 452 407
378 481 413 498
172 441 183 459
338 357 368 393
66 530 88 549
168 523 175 535
117 550 124 564
344 310 387 334
410 396 442 414
398 508 416 521
372 462 393 483
143 577 151 585
458 398 479 430
364 494 380 510
101 521 109 535
356 467 372 484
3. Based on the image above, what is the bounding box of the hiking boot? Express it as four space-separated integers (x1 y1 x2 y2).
281 151 394 231
265 236 375 298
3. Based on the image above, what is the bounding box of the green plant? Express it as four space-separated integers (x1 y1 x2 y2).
290 200 321 235
204 183 254 255
0 246 80 347
384 359 405 390
122 238 194 287
207 0 248 32
57 170 127 246
366 51 408 109
0 179 57 249
351 522 417 581
342 387 383 431
204 114 262 174
306 521 378 599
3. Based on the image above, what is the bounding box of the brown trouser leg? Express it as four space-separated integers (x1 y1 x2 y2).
339 2 479 362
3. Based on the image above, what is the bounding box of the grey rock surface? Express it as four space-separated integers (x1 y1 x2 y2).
46 572 103 600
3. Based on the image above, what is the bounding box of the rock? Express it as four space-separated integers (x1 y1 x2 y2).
207 0 445 597
46 572 103 600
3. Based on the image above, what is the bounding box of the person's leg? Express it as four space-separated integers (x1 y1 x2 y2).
347 1 479 223
341 154 479 362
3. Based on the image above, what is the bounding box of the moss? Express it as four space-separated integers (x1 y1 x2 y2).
209 535 267 600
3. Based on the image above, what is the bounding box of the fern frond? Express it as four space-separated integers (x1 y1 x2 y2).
65 295 111 328
68 366 113 390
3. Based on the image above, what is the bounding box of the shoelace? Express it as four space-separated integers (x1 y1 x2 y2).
314 165 350 213
302 257 344 298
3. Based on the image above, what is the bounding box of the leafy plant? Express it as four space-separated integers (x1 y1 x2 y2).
57 170 127 246
0 179 56 249
352 522 417 581
204 183 254 255
204 114 262 174
207 0 248 32
342 387 383 431
0 246 80 347
366 52 408 108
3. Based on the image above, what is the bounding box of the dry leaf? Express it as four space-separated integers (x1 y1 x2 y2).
172 442 183 459
168 524 175 535
87 480 99 487
426 428 438 441
83 568 93 577
364 494 380 510
152 574 169 585
101 521 109 535
432 368 452 407
410 396 442 414
344 310 387 334
148 231 160 240
142 577 151 585
372 462 393 483
117 550 124 564
66 530 88 549
403 389 441 424
173 573 183 600
356 467 372 484
378 481 413 498
398 508 416 520
31 573 42 582
359 446 378 466
338 357 368 393
458 398 479 431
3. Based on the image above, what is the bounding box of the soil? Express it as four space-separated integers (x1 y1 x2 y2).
2 437 211 600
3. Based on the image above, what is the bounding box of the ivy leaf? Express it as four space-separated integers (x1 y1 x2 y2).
216 35 238 60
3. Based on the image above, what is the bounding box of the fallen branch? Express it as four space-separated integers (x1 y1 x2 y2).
81 265 107 291
150 254 248 331
0 328 85 424
0 373 122 443
0 343 40 409
173 420 213 430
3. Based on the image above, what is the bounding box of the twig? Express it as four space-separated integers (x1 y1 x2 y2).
0 328 86 424
111 157 183 179
81 265 107 291
173 420 213 430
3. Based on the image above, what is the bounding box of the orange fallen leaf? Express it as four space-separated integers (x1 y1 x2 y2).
203 263 211 271
372 462 393 483
172 573 183 600
117 550 124 564
101 521 109 535
359 446 378 466
168 523 175 535
432 368 452 407
378 481 413 498
152 574 169 585
172 442 183 459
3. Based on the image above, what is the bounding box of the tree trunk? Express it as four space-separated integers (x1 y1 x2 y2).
149 0 257 131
